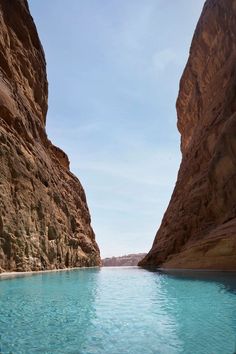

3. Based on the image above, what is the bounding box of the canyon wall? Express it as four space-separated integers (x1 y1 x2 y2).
0 0 100 272
140 0 236 270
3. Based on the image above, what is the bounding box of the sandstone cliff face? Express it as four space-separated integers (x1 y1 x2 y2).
140 0 236 270
0 0 100 272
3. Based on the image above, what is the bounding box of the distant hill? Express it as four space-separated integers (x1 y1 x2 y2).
102 253 146 267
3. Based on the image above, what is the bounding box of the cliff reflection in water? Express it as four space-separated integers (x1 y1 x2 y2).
1 267 236 354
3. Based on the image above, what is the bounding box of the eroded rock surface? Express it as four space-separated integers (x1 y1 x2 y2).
0 0 100 272
140 0 236 270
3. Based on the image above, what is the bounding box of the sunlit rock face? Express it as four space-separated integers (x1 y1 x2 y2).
0 0 100 272
140 0 236 270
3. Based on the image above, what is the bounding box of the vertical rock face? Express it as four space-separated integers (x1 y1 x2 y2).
0 0 100 272
140 0 236 270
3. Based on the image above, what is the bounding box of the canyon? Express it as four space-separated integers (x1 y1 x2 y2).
1 0 235 273
0 0 100 272
140 0 236 270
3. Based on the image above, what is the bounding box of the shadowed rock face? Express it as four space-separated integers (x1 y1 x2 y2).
0 0 100 272
140 0 236 270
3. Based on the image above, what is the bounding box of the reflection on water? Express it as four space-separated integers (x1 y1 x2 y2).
154 270 236 354
159 270 236 295
0 267 236 354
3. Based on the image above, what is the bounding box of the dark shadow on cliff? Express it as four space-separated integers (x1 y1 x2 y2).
141 266 236 296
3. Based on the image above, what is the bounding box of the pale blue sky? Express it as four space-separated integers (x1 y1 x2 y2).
29 0 205 258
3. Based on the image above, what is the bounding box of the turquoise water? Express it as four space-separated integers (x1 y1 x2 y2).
0 267 236 354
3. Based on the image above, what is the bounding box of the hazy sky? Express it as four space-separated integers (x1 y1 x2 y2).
28 0 205 258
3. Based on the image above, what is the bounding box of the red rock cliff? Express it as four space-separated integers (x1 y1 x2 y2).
140 0 236 270
0 0 100 272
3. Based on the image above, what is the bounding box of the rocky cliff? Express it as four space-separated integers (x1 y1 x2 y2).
102 253 146 267
140 0 236 270
0 0 100 272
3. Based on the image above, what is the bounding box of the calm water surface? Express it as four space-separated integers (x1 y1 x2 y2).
0 267 236 354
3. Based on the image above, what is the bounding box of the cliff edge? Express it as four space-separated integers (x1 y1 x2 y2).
0 0 100 272
140 0 236 270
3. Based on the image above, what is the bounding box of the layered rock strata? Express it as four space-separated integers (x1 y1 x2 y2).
0 0 100 272
140 0 236 270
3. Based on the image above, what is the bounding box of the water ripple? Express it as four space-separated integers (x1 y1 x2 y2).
0 268 236 354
